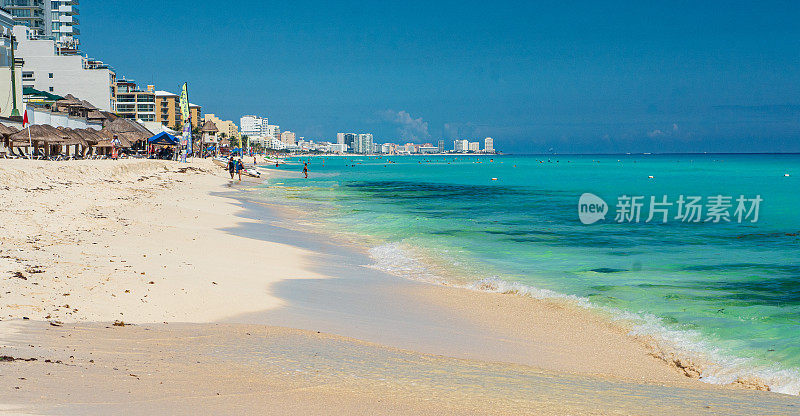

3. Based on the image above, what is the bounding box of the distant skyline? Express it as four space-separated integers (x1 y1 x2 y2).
81 1 800 153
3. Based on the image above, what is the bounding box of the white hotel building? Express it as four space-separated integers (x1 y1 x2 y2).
240 115 268 143
14 25 115 111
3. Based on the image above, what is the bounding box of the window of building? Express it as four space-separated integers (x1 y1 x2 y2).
48 87 54 92
48 73 53 78
22 71 34 80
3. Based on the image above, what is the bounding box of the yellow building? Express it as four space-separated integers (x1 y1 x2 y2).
155 90 201 128
204 113 240 140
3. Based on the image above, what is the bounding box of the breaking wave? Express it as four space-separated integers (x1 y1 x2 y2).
367 241 800 395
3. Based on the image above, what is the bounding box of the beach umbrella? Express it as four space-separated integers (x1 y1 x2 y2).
0 123 19 149
97 127 133 148
103 118 150 149
8 125 65 158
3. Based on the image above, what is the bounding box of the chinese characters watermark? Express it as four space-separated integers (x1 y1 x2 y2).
578 193 762 224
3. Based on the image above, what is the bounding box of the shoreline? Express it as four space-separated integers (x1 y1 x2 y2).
1 158 797 414
252 160 800 395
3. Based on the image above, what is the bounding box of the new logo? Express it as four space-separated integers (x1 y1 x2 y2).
578 193 608 224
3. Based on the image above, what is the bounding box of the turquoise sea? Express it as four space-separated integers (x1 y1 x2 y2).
256 154 800 394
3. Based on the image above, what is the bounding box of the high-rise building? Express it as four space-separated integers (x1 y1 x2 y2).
155 90 180 127
468 141 480 152
484 137 494 153
437 139 444 153
355 133 373 154
154 90 200 128
280 131 296 146
266 124 280 141
114 79 155 121
15 25 115 111
336 132 345 145
4 0 80 50
453 139 468 152
342 133 356 151
240 115 268 139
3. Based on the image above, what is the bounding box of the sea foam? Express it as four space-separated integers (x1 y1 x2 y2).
367 241 800 395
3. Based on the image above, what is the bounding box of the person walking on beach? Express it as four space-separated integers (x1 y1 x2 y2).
236 158 245 181
227 156 235 180
302 162 308 179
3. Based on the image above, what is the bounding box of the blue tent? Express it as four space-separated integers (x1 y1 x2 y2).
147 132 179 145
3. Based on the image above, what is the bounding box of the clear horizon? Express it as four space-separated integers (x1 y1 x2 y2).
81 1 800 153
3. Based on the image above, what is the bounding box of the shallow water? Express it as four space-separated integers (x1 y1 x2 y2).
256 153 800 394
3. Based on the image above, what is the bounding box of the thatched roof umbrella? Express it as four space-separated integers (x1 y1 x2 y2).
72 128 102 146
0 123 19 149
0 123 19 136
8 125 65 158
8 125 64 145
103 118 151 150
55 127 91 146
96 127 132 148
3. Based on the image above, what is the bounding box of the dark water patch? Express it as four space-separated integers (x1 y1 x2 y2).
589 268 627 273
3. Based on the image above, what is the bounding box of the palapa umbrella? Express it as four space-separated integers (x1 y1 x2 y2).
102 118 151 150
96 127 133 148
0 123 19 150
8 125 65 158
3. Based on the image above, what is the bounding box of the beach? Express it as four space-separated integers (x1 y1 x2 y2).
1 158 798 415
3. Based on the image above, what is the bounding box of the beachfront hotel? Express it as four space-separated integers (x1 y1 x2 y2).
155 90 201 128
13 25 115 111
204 113 239 140
114 79 155 122
3 0 79 51
280 130 295 146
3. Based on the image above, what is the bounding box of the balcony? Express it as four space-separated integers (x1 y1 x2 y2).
59 5 78 14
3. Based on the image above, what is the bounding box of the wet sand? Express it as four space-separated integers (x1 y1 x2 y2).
2 321 799 416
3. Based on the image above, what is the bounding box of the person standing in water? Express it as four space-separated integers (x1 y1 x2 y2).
302 162 308 179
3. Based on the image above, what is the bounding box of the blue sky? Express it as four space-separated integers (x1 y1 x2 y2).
82 1 800 153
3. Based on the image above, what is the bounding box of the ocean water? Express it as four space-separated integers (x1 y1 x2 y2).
256 154 800 394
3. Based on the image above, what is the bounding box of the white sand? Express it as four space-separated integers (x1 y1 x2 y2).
0 158 327 323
